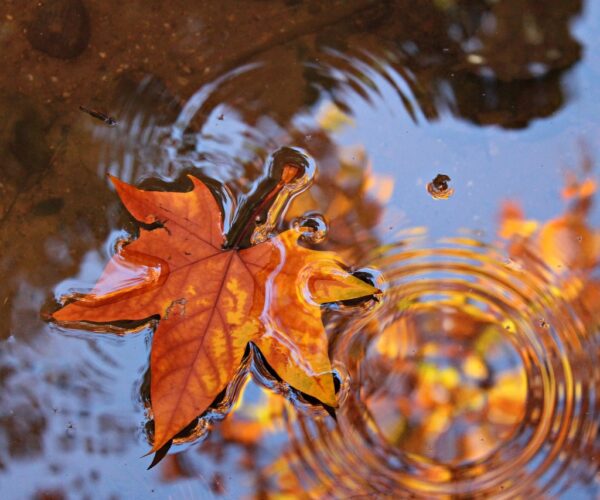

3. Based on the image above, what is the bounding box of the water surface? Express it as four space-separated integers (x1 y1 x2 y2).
0 1 599 498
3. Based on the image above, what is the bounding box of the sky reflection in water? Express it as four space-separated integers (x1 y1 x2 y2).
0 0 599 497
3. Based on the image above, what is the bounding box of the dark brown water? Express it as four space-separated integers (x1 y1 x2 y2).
1 1 599 498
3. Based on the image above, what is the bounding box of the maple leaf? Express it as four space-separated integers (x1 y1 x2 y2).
52 175 378 452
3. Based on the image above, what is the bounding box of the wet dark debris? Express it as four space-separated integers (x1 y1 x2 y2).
427 173 454 200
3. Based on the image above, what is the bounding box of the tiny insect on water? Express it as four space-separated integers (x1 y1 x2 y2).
79 105 118 126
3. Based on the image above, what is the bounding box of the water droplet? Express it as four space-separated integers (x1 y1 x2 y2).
292 213 328 243
427 173 454 200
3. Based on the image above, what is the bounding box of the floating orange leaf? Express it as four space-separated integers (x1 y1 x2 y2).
52 175 377 452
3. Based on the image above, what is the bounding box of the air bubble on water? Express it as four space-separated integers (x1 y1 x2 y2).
292 212 328 243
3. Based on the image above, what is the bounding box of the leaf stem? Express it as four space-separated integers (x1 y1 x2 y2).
224 146 314 249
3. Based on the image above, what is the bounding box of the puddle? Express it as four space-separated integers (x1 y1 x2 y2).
0 0 599 497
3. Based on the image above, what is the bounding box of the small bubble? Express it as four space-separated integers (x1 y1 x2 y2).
292 213 328 243
427 173 454 200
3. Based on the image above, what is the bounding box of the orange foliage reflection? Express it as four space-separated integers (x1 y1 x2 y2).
156 156 600 498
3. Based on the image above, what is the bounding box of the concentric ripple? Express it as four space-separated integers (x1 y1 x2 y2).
279 232 600 498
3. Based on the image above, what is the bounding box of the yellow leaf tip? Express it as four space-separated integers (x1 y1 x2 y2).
323 394 338 408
